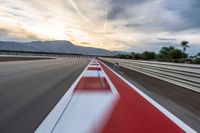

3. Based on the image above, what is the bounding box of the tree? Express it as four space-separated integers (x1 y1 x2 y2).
168 49 184 59
158 46 175 60
181 41 189 53
192 52 200 64
116 54 132 59
131 52 135 59
193 58 200 64
133 53 141 60
158 46 186 61
141 51 156 60
197 52 200 57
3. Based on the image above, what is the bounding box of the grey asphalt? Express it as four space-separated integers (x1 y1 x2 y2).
0 58 90 133
0 56 54 61
102 60 200 132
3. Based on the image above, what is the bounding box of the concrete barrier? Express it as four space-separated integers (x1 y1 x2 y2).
100 58 200 93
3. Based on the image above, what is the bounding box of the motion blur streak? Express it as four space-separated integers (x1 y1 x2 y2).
0 58 90 133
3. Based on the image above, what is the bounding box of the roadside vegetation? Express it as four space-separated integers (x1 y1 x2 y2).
113 41 200 64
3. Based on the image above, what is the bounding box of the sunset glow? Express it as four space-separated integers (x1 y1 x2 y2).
0 0 200 54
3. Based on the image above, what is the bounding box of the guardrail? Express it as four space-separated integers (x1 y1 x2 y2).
0 54 95 58
100 57 200 93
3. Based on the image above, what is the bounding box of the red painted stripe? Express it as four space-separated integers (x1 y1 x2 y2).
75 77 111 92
99 61 184 133
87 67 101 71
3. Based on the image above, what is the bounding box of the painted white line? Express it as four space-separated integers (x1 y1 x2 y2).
89 63 99 65
99 60 197 133
83 70 104 77
90 62 99 64
91 61 98 64
52 92 118 133
35 60 92 133
36 59 120 133
87 65 101 69
98 61 119 95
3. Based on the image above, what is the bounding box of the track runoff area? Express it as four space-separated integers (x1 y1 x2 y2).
35 59 196 133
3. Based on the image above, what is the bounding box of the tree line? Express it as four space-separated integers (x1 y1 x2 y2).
114 41 200 64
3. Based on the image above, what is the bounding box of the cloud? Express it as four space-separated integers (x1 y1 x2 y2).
164 0 200 30
0 23 45 41
67 0 91 23
157 38 177 41
0 0 200 55
107 0 147 20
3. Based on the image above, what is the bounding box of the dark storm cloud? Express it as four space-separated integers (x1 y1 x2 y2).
107 0 147 20
108 0 200 32
157 38 177 41
163 0 200 30
125 23 144 27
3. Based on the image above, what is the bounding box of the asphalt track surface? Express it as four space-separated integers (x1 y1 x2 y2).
0 56 54 61
0 58 90 133
102 60 200 132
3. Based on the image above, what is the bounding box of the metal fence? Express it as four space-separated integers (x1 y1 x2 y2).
100 58 200 93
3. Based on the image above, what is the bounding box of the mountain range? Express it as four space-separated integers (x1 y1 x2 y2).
0 40 126 56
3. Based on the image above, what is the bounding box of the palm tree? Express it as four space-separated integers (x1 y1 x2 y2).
181 41 189 53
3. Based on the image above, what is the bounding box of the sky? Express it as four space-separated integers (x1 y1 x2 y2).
0 0 200 55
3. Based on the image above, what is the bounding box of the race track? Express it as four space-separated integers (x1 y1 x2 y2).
0 58 90 133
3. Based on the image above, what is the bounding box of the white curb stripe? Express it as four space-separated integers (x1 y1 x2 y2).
35 59 120 133
52 92 118 133
83 70 104 77
35 60 92 133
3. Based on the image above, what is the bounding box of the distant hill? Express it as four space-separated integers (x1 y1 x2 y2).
0 40 126 56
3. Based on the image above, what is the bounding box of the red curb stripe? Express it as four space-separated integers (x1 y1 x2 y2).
87 67 101 71
75 77 111 92
99 61 184 133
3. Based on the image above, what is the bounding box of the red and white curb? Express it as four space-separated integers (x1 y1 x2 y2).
35 59 196 133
